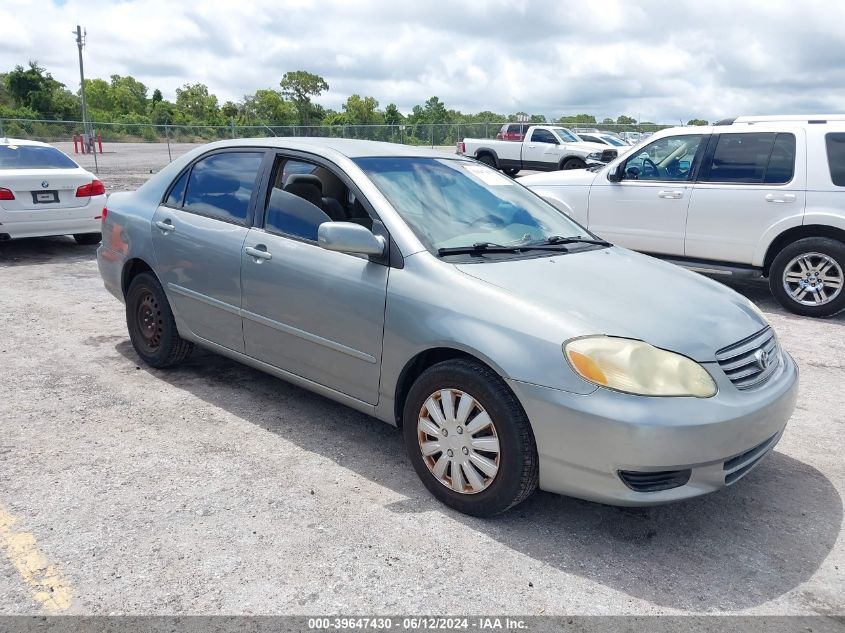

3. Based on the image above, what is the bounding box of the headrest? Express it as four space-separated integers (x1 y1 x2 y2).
285 173 323 192
283 180 323 208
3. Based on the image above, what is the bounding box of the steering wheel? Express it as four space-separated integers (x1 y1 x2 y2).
641 158 659 178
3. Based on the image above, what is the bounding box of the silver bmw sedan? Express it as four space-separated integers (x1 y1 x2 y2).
97 138 798 516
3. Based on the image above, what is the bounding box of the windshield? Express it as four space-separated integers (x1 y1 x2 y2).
354 157 591 254
0 144 78 170
551 128 579 143
601 135 627 147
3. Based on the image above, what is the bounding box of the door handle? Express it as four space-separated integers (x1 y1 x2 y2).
765 193 796 203
244 245 272 261
154 219 175 233
658 190 684 199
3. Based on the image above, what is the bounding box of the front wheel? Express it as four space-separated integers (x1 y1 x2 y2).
126 272 194 367
502 167 520 177
73 232 101 245
402 359 538 516
560 157 586 170
769 237 845 317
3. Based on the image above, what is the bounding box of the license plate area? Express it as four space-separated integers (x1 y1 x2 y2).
31 190 59 204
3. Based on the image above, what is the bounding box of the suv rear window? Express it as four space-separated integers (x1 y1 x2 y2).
826 133 845 186
702 132 795 184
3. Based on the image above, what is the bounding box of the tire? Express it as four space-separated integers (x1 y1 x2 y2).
73 232 101 245
560 157 586 170
476 154 497 168
402 359 538 516
503 168 520 177
769 237 845 317
125 272 194 368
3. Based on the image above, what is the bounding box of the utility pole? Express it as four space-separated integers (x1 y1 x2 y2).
74 25 98 174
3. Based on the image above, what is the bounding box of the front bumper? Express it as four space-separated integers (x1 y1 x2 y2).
508 350 799 506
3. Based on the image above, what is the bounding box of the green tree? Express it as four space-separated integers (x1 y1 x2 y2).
687 118 709 126
109 75 147 115
558 113 596 124
383 103 404 126
602 117 614 124
6 61 77 119
83 78 113 112
242 89 297 125
221 101 239 119
616 115 636 125
175 83 219 123
151 89 163 106
279 70 328 125
342 94 381 125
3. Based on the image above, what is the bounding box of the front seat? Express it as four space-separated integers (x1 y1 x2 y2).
285 174 346 221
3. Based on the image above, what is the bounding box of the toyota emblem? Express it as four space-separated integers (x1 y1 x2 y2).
41 181 49 189
754 349 770 370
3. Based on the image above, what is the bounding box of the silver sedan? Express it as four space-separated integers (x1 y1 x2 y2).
97 138 798 516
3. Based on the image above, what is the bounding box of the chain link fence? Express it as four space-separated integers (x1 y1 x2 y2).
0 118 674 148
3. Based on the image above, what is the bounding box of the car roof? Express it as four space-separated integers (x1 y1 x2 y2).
0 137 53 148
203 137 463 160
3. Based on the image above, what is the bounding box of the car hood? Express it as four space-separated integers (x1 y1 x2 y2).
518 169 599 186
455 247 767 362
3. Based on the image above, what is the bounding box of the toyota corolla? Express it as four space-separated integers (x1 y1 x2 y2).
96 138 798 516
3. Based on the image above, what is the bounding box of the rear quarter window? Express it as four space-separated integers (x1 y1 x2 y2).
826 133 845 186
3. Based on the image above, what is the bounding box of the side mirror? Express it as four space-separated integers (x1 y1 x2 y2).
318 222 385 257
607 163 622 182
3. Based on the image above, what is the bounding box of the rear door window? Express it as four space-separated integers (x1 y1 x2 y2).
182 151 264 224
701 132 795 184
826 133 845 186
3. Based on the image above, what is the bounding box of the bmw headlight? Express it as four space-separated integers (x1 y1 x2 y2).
563 336 717 398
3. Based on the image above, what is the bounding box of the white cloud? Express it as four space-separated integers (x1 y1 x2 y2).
4 0 845 122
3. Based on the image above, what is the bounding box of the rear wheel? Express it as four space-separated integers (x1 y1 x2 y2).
769 237 845 317
73 232 101 245
560 157 586 170
476 154 497 168
502 167 520 177
402 359 538 516
126 272 194 367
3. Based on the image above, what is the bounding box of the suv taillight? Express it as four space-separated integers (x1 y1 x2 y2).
76 180 105 197
0 187 15 200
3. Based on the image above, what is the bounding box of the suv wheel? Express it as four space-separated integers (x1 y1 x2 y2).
477 154 497 168
769 237 845 317
560 157 586 170
402 359 538 516
126 272 194 367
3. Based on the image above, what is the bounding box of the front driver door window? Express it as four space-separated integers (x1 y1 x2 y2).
587 134 706 255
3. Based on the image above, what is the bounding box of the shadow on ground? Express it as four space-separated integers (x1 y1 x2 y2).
0 236 98 266
116 341 842 613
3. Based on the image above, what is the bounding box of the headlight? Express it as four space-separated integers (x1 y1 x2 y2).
563 336 717 398
586 152 603 160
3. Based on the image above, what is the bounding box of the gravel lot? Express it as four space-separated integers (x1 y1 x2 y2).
0 143 842 616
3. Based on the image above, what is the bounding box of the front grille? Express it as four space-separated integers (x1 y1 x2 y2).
618 469 691 492
715 327 781 389
723 433 779 485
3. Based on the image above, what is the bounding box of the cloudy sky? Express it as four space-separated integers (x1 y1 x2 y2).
2 0 844 122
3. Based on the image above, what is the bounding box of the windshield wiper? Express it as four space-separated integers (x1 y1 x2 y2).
437 242 523 256
529 235 612 247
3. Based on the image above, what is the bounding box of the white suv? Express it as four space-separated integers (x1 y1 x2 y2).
520 115 845 317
